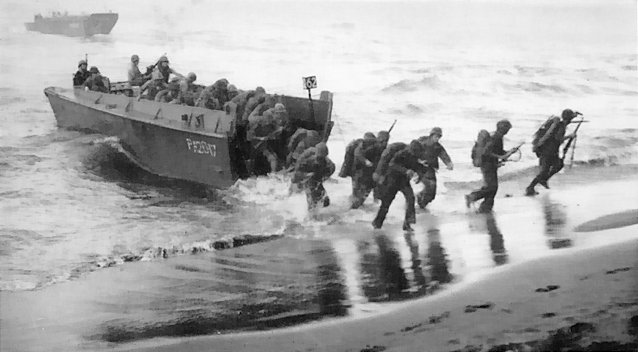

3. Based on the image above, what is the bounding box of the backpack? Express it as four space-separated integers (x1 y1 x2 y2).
532 116 558 154
471 130 491 167
338 138 362 178
375 142 407 177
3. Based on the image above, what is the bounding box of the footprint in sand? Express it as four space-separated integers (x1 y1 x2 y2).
535 284 560 292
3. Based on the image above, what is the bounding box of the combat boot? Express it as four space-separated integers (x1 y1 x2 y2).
372 208 388 229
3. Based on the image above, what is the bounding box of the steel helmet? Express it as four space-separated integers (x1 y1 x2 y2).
78 60 87 67
89 66 100 74
430 127 443 137
158 55 169 63
187 72 197 81
562 109 577 120
315 142 329 157
131 55 139 62
274 103 286 113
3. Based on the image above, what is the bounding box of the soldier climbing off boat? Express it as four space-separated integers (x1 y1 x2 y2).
292 142 335 211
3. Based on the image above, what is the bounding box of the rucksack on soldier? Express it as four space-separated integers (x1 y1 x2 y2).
338 139 362 178
375 142 407 177
471 129 491 167
532 115 558 155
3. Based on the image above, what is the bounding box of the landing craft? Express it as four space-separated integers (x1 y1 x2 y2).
44 85 333 189
25 12 118 37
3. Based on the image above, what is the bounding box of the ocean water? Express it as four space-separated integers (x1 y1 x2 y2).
1 0 637 330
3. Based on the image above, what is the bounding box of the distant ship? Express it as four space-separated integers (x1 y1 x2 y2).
25 12 118 37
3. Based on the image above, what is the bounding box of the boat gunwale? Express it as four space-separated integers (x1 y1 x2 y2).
45 86 231 140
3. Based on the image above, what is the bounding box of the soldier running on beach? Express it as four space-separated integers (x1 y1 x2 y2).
525 109 580 196
416 127 453 209
465 120 517 213
372 140 428 231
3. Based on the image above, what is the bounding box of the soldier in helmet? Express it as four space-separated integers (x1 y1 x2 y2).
292 142 335 211
525 109 580 196
176 72 198 106
416 127 453 209
348 132 379 209
227 84 240 101
73 60 90 86
82 66 109 93
127 54 151 86
140 55 184 99
154 78 181 103
372 140 428 231
465 120 517 213
286 128 321 168
151 55 184 83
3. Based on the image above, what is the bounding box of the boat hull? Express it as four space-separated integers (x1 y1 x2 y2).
25 13 118 37
45 87 236 188
44 86 333 189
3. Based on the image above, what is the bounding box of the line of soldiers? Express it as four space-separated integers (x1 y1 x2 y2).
337 127 453 230
299 108 582 231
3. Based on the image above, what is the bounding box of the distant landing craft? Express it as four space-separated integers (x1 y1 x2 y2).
25 12 118 37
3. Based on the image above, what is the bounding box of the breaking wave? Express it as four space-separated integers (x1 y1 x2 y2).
382 75 443 93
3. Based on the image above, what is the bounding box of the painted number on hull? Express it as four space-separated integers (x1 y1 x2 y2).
186 138 216 157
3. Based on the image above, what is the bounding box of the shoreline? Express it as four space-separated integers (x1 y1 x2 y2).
119 237 638 352
1 167 637 352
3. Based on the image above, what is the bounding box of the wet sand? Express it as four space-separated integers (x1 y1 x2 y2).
119 238 638 352
2 167 638 352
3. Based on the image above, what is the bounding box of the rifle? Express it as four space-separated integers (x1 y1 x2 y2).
388 119 397 133
499 142 525 166
562 115 586 168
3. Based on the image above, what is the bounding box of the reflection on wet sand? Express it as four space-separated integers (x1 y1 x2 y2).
92 239 350 343
541 195 572 249
425 227 453 285
356 227 454 303
467 213 509 266
485 214 508 265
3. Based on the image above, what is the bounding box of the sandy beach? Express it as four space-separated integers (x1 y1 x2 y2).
117 238 637 352
2 167 637 352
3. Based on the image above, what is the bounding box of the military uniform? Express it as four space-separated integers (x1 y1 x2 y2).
286 128 321 168
372 141 427 230
73 59 90 86
526 110 576 195
292 144 335 210
416 133 452 209
247 110 281 173
83 67 109 93
128 55 150 86
467 131 505 212
350 133 380 209
73 69 90 86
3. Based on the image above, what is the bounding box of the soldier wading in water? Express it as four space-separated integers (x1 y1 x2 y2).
372 140 427 231
416 127 453 209
525 109 580 196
